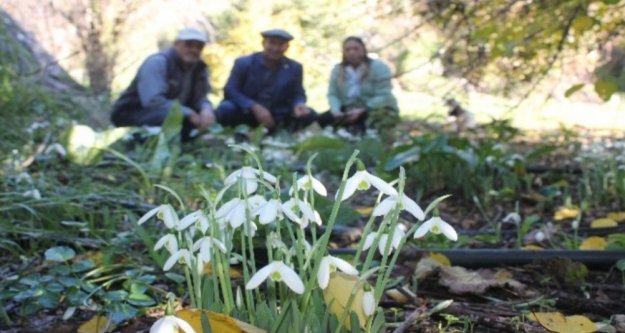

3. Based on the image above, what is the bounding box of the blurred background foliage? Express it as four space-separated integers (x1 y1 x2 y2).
1 0 625 129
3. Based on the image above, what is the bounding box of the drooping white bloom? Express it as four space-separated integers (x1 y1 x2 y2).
163 249 193 271
502 212 521 225
363 226 406 255
216 195 267 229
362 290 376 316
150 315 196 333
340 170 397 201
154 234 178 255
245 261 305 294
372 194 425 220
138 205 179 229
413 217 458 241
176 210 207 231
289 175 328 197
22 189 42 199
192 236 227 264
253 199 283 225
282 198 322 228
317 255 358 289
224 166 277 195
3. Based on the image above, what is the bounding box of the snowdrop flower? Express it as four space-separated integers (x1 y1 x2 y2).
246 261 305 294
138 205 179 229
176 210 207 231
253 199 283 225
154 234 178 255
44 143 67 157
224 166 277 195
22 189 42 199
414 216 458 241
317 255 358 289
288 239 312 259
242 220 258 237
372 194 425 220
150 315 196 333
340 170 397 201
163 249 193 271
362 288 376 316
363 226 406 255
216 195 267 229
502 212 521 225
192 236 226 264
289 175 328 197
282 198 322 228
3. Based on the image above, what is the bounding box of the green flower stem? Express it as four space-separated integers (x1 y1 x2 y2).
183 265 197 308
240 230 256 322
351 208 380 267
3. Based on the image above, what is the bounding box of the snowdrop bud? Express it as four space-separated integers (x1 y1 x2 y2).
535 231 546 242
362 285 376 317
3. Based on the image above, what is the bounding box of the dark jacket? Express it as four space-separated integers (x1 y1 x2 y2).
111 48 211 125
223 52 306 113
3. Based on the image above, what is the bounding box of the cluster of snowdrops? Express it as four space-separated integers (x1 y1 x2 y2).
139 148 457 333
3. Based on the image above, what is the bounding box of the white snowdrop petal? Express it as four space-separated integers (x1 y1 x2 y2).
278 263 305 294
372 197 396 216
138 206 159 225
246 262 276 290
402 196 425 221
331 256 358 276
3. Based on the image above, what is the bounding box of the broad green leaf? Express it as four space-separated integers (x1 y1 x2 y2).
162 102 184 143
384 146 420 171
594 79 618 101
45 246 76 262
127 292 155 306
294 135 345 154
107 303 138 324
103 290 128 302
64 124 131 165
564 84 584 98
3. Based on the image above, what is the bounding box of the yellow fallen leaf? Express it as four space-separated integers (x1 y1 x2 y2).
554 206 580 221
579 237 607 250
355 206 373 216
522 245 544 251
203 263 243 279
77 315 115 333
385 286 415 304
428 252 451 266
590 218 617 229
323 272 368 329
528 312 597 333
607 212 625 222
176 308 266 333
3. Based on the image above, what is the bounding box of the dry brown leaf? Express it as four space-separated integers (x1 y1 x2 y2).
590 218 617 229
414 257 442 280
606 212 625 222
528 312 597 333
176 308 266 333
438 266 525 295
554 206 580 221
428 252 451 266
579 237 607 250
77 315 115 333
322 272 368 330
522 245 544 250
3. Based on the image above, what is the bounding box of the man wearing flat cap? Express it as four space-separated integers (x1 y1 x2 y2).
215 29 316 131
111 27 215 141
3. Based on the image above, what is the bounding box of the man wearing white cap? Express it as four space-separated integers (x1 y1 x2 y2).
111 27 215 141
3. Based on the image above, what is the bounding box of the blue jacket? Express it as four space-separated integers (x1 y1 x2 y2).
223 52 306 112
